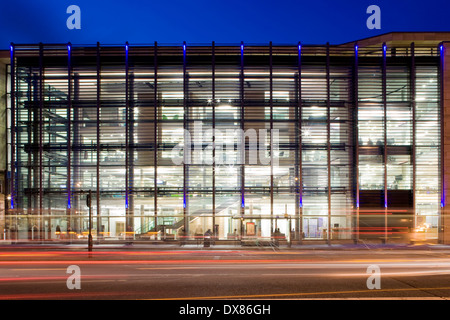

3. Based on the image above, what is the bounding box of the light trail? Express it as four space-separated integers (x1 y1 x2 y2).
153 286 450 300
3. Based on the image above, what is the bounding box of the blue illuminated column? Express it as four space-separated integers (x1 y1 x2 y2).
153 41 159 230
440 42 445 210
240 41 245 211
182 41 188 233
382 42 388 210
438 41 449 243
439 42 446 243
125 42 129 210
354 43 359 209
125 41 136 235
67 42 72 210
9 43 15 210
298 42 302 209
382 42 388 243
297 41 303 242
354 42 359 243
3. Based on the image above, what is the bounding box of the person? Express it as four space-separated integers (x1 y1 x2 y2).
204 229 212 247
56 225 61 239
178 228 186 247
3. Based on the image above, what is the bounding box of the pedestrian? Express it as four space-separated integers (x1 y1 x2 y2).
56 225 61 239
204 229 212 247
179 228 186 247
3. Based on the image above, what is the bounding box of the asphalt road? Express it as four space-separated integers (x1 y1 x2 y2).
0 245 450 302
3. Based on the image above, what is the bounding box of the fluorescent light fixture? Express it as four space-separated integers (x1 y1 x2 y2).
265 91 290 100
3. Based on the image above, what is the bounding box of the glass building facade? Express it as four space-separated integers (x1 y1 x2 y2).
5 39 443 243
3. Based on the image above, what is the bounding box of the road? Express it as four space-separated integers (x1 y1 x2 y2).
0 245 450 301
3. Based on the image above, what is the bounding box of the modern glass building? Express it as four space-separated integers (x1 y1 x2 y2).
3 32 449 244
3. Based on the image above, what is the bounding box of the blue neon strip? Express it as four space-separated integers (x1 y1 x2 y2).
10 44 13 209
442 46 445 207
67 43 71 209
125 42 129 210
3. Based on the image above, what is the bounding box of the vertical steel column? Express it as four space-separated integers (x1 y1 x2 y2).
439 42 445 243
67 43 72 214
32 73 39 213
183 41 188 234
18 69 25 233
411 42 416 230
125 42 131 234
240 42 245 224
29 72 39 232
9 43 15 211
73 74 80 232
212 41 216 235
382 42 388 243
38 43 44 217
269 42 274 230
96 42 101 237
154 42 158 231
129 73 135 232
326 43 331 245
26 69 32 213
297 42 303 243
354 43 360 243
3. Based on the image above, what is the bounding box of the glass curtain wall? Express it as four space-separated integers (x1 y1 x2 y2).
7 42 441 243
301 46 330 240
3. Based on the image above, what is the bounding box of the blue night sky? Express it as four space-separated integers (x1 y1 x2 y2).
1 0 449 49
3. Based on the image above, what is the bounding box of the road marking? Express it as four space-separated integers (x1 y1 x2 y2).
137 267 206 270
12 268 67 271
152 286 450 300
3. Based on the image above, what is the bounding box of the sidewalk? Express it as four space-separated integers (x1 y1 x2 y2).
1 240 450 251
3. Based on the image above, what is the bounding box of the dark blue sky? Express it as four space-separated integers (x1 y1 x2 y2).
1 0 449 49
